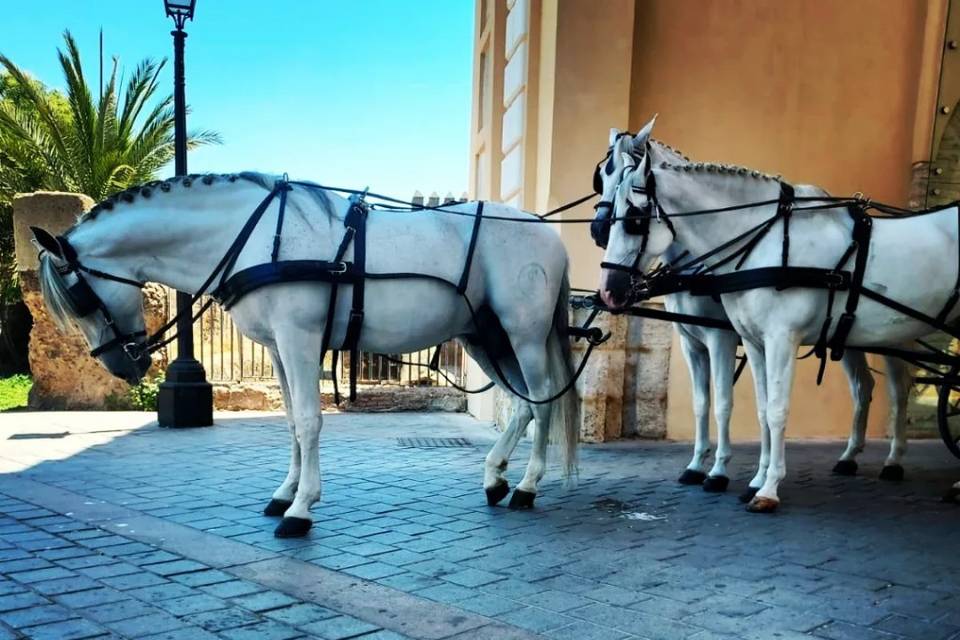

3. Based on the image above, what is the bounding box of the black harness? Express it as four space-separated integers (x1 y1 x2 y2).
590 151 881 380
41 233 149 362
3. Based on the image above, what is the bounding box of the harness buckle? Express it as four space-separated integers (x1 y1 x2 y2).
824 271 848 289
331 262 348 274
122 341 146 361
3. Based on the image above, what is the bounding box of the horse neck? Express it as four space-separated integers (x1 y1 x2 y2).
656 169 788 270
66 183 270 294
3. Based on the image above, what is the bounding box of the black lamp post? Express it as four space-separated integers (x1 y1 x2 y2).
157 0 213 427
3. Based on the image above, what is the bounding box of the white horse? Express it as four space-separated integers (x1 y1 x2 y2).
595 123 911 496
32 172 580 536
600 122 937 513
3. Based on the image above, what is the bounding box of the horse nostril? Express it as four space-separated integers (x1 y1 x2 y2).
606 271 632 304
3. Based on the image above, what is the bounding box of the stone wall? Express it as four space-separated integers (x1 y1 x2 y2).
12 192 169 409
489 303 672 443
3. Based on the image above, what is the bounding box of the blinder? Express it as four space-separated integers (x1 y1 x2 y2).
64 276 101 317
623 203 652 236
42 235 149 364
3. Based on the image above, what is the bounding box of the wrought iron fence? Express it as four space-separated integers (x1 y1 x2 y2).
163 289 466 387
161 189 469 389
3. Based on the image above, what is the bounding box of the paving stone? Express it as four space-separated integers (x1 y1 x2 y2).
104 611 187 637
812 620 907 640
75 562 140 579
19 617 107 640
30 575 101 596
181 605 262 631
99 571 170 590
53 587 128 609
263 602 340 626
7 415 960 640
230 589 300 612
0 591 49 612
145 559 209 576
170 569 234 587
139 627 222 640
81 597 159 623
126 582 196 601
0 604 74 628
497 606 573 633
154 593 229 616
873 614 958 639
412 582 477 604
441 568 505 588
522 588 596 612
455 593 525 617
546 619 633 640
299 614 380 639
199 580 265 599
216 619 303 640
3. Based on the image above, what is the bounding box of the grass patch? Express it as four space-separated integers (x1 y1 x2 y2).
0 374 31 411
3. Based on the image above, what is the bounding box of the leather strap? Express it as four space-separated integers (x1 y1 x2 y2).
342 198 368 402
457 201 484 295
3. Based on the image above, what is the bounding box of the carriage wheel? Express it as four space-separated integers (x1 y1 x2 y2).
936 364 960 460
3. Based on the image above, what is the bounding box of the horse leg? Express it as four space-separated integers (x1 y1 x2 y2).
508 342 555 509
460 342 532 505
747 333 800 513
273 331 324 538
833 351 874 476
704 331 738 492
879 355 911 481
677 333 711 486
264 348 300 516
740 339 769 504
484 398 533 505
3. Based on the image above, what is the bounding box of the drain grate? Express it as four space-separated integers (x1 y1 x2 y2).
397 437 472 448
9 432 70 440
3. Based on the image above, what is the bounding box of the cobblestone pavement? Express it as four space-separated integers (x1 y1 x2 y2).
1 411 959 640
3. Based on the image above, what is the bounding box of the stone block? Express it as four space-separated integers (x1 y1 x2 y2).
13 192 169 409
573 307 626 442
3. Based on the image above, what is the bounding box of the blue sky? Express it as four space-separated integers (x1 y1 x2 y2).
3 1 475 198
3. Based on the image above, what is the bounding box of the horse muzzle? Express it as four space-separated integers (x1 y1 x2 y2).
600 268 632 309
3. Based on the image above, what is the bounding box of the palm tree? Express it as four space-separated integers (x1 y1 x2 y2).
0 30 220 202
0 30 220 372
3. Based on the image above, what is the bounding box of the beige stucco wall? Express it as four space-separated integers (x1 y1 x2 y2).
471 0 946 441
626 0 940 440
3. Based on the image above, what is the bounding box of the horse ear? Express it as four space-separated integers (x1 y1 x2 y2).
609 128 623 147
633 114 658 148
30 227 64 260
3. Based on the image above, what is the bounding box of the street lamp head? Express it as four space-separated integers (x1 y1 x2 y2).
164 0 196 29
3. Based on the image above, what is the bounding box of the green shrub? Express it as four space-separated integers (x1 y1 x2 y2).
0 373 31 411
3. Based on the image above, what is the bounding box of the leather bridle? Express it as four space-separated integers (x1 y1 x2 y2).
593 145 677 278
41 233 150 363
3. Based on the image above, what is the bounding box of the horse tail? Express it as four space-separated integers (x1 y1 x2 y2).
547 265 580 485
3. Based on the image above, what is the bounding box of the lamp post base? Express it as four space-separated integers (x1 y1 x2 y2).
157 358 213 428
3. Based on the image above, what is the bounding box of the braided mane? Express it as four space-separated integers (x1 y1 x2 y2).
77 172 336 225
649 139 782 182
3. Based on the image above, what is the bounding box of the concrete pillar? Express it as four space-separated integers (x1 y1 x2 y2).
13 192 167 409
535 0 635 286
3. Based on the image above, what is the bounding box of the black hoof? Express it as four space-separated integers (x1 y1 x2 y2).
678 469 707 486
942 487 960 504
879 464 904 482
263 498 293 517
738 486 759 504
703 476 730 493
832 459 859 476
485 481 510 506
274 517 312 538
507 489 536 510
